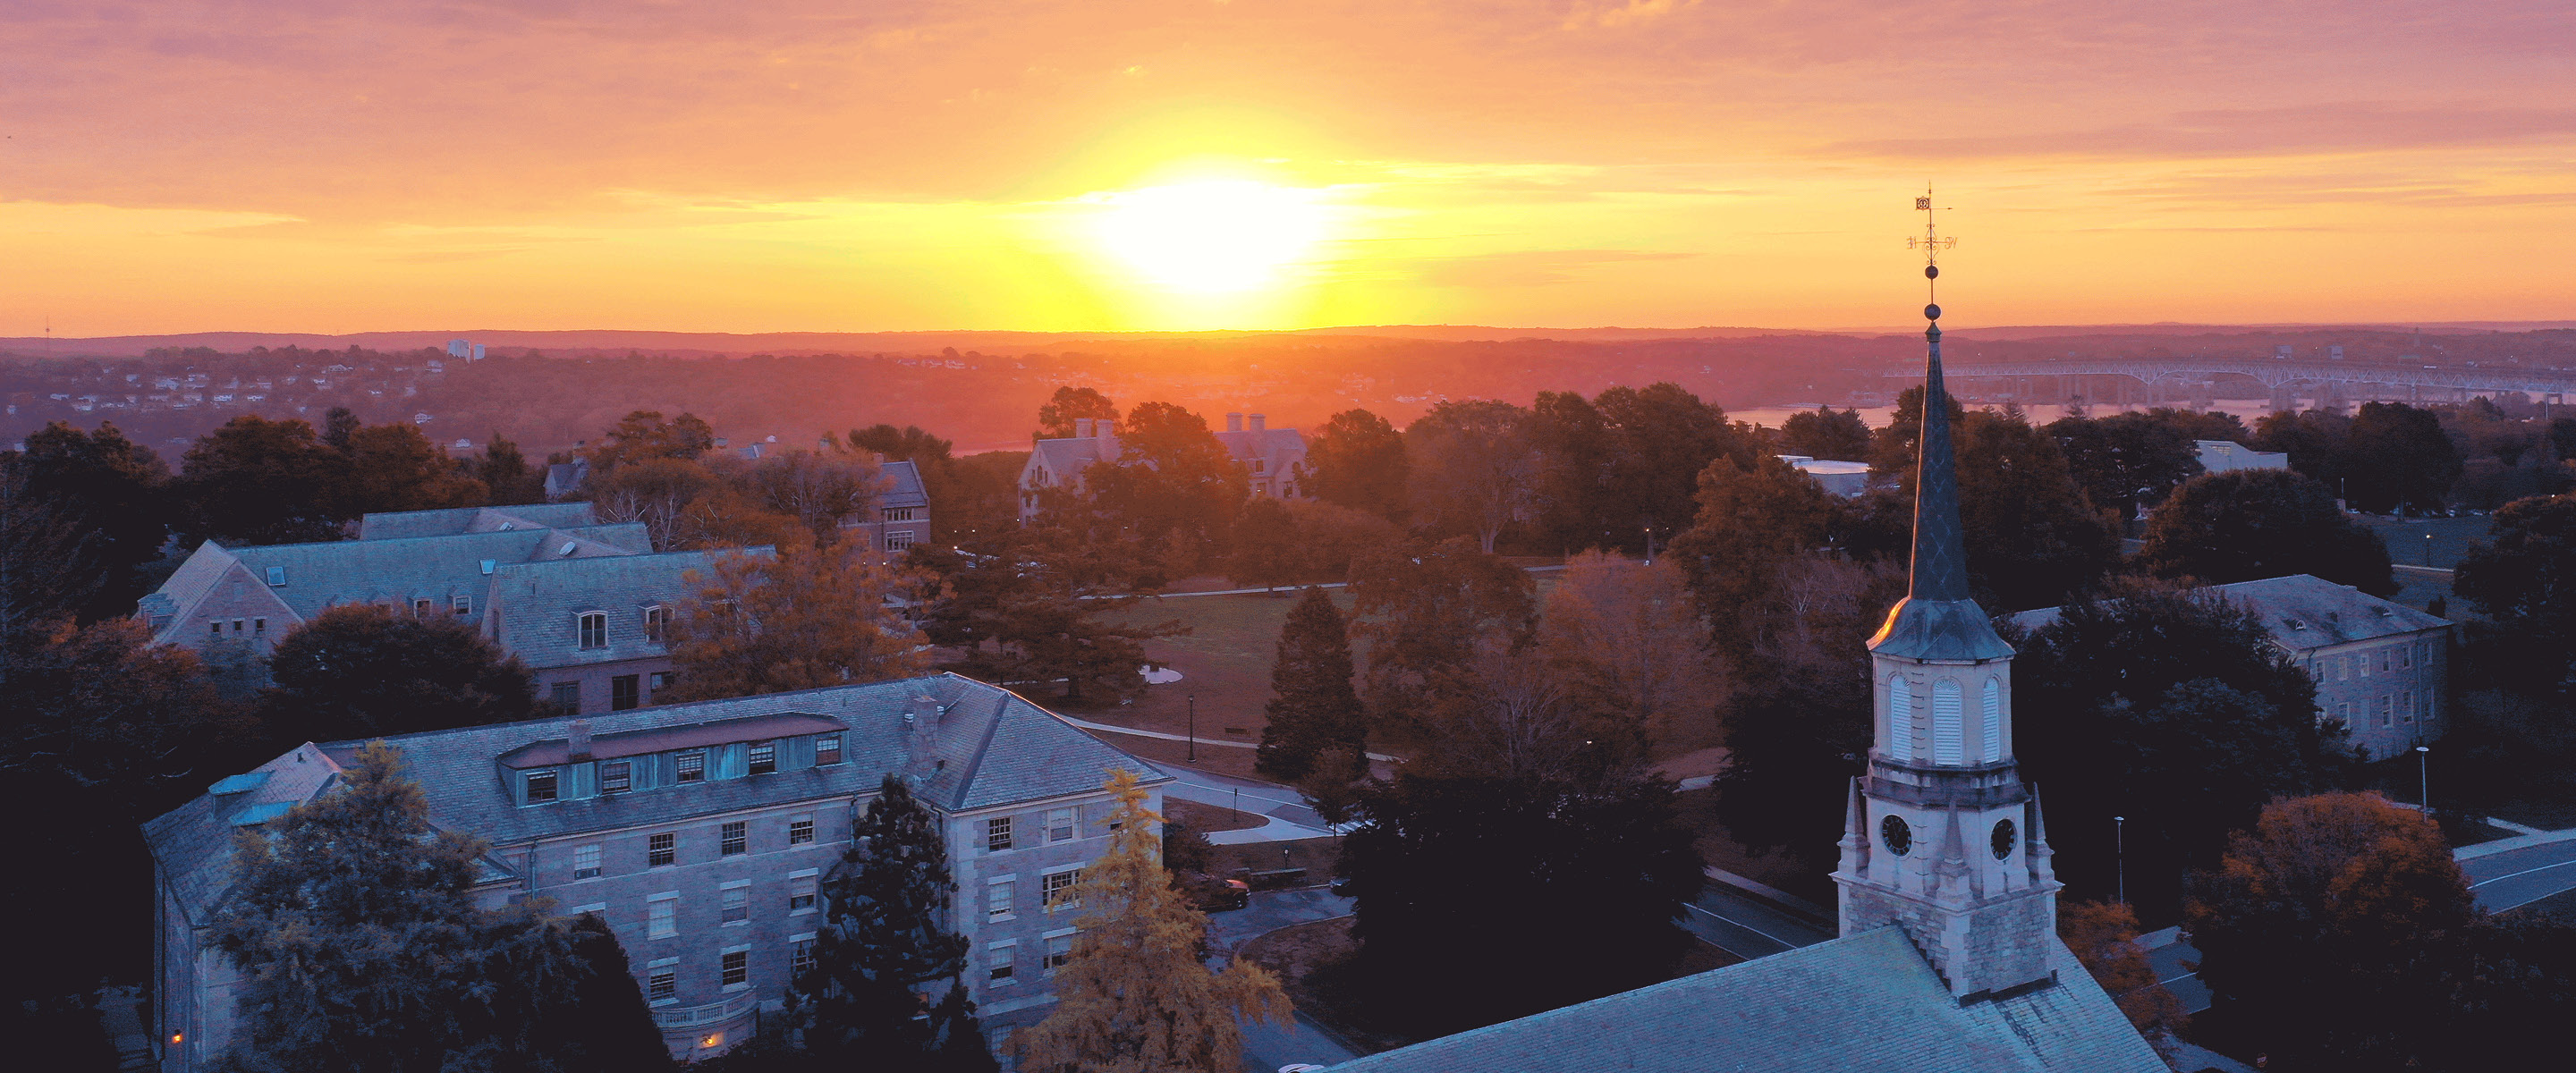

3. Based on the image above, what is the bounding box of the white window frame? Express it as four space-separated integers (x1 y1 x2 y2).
987 939 1019 984
577 611 608 649
721 880 751 925
987 875 1017 923
749 741 776 776
788 868 820 915
524 769 559 804
1046 807 1075 843
647 959 679 1005
815 734 843 765
987 815 1014 852
788 815 816 846
1042 928 1076 976
1042 867 1082 912
721 820 748 856
572 843 602 881
648 893 679 939
790 933 818 977
720 945 751 991
676 750 707 783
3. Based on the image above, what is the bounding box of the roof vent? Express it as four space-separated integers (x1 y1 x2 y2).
480 559 497 575
266 565 286 586
558 541 577 557
2284 618 2307 630
2375 606 2394 617
499 521 514 530
567 719 593 762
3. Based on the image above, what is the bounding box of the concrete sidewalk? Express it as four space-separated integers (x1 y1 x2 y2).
1158 765 1340 844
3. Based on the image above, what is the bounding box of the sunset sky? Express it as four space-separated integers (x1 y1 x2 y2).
5 1 2573 335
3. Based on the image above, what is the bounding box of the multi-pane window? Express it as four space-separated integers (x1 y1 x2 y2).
414 598 434 617
791 938 817 977
886 532 915 552
988 944 1017 982
722 822 747 856
611 674 640 711
986 817 1013 852
676 751 706 783
648 832 675 867
572 843 601 880
648 969 676 1002
722 885 749 924
815 734 842 765
722 950 749 987
987 879 1015 922
1046 808 1076 843
253 618 266 634
578 613 607 649
524 770 558 803
1044 934 1073 974
790 874 818 913
749 742 776 775
788 818 815 845
600 761 631 795
642 605 670 644
649 671 675 692
648 898 676 939
1043 869 1082 911
884 507 918 522
550 681 580 710
453 596 470 615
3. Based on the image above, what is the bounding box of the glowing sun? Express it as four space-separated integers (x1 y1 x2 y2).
1089 180 1329 293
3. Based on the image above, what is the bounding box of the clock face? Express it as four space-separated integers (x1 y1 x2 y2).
1991 819 2016 860
1881 815 1913 857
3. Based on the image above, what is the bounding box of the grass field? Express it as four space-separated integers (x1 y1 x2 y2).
1087 587 1364 777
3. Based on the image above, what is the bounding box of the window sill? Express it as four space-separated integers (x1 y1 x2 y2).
723 920 750 927
790 908 818 917
988 913 1016 924
649 932 678 941
649 999 678 1008
988 977 1016 987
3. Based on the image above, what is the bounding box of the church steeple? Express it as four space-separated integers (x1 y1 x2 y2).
1834 190 2060 1002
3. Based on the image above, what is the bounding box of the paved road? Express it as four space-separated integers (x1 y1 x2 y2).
1201 889 1362 1073
1679 882 1832 959
1158 766 1341 844
2460 832 2576 913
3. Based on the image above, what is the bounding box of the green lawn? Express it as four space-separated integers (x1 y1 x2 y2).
1088 587 1362 777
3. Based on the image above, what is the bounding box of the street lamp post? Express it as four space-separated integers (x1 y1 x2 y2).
2114 815 2126 905
1186 694 1197 763
2425 531 2434 567
2417 745 2431 810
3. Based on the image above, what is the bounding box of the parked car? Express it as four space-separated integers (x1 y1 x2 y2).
1178 871 1250 911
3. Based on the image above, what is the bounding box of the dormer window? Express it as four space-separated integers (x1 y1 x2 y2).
453 596 471 615
480 559 497 576
266 566 286 586
749 742 776 775
600 761 632 794
815 734 843 765
525 770 559 803
578 613 607 649
1251 459 1267 474
642 605 670 644
676 750 706 783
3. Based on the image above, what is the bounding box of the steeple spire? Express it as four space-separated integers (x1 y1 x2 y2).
1868 190 2009 662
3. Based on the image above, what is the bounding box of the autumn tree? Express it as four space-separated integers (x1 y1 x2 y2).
1666 452 1847 655
2136 469 2397 595
589 457 722 551
1224 497 1301 592
1280 499 1402 583
1346 536 1536 733
2045 410 2204 522
333 422 487 519
1525 390 1612 552
1034 385 1119 439
785 774 989 1070
1595 383 1750 549
2058 900 2187 1052
211 742 605 1072
1018 770 1290 1073
1335 768 1702 1035
1537 552 1724 754
174 415 346 545
667 545 925 702
265 604 543 740
737 449 885 545
2250 407 2352 491
1405 399 1538 553
1302 408 1409 520
1780 404 1871 460
1084 401 1247 569
912 528 1184 704
0 456 100 646
1256 587 1367 782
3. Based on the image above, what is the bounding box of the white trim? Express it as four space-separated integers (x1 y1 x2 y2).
985 874 1018 884
986 938 1020 949
1040 926 1079 940
790 931 818 943
718 879 752 890
569 902 608 915
648 957 682 968
648 891 679 901
789 867 821 880
721 942 753 954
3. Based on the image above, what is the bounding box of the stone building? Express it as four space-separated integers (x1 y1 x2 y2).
2014 573 2454 759
484 547 775 714
1016 414 1308 524
836 459 932 553
142 673 1166 1068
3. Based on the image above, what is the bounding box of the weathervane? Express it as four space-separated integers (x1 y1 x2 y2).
1909 187 1955 325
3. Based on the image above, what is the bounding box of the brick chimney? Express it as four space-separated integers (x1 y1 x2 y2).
567 719 592 762
1074 418 1094 438
1249 413 1267 432
911 694 943 729
1225 412 1243 432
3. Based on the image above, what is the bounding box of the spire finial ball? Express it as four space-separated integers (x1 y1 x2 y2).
1924 303 1942 321
1925 265 1938 280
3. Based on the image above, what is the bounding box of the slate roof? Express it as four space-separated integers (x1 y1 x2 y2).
141 675 1170 925
1027 435 1115 486
357 503 605 541
1213 427 1305 465
882 460 929 510
485 547 772 670
1328 927 2165 1073
143 524 652 640
2009 573 2452 653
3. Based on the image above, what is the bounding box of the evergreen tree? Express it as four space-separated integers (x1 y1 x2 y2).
211 741 585 1072
264 604 543 740
1257 587 1366 780
2136 469 2396 596
476 434 547 506
786 774 979 1068
11 420 173 622
1019 770 1290 1073
544 912 673 1070
1303 408 1410 522
1225 496 1302 592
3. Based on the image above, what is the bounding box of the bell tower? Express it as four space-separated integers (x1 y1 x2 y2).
1832 190 2061 1001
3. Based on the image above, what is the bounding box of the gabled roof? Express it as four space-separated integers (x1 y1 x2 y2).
882 460 930 510
485 547 773 670
2009 573 2452 652
1026 435 1115 484
357 503 604 541
1213 427 1305 462
199 526 646 620
141 743 348 925
497 713 847 769
1327 927 2165 1073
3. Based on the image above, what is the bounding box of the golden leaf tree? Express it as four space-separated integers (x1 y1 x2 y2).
1018 769 1291 1073
667 542 927 702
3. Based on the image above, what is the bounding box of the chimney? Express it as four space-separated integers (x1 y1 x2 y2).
567 719 592 762
1225 412 1243 433
911 694 943 729
1249 413 1267 432
871 452 886 464
1073 418 1094 438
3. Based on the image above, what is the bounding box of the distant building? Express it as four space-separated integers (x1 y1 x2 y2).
840 459 932 553
142 674 1171 1067
2196 439 2287 475
2012 574 2453 759
546 457 592 501
1017 414 1308 524
445 339 487 361
1778 454 1871 497
485 547 775 714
